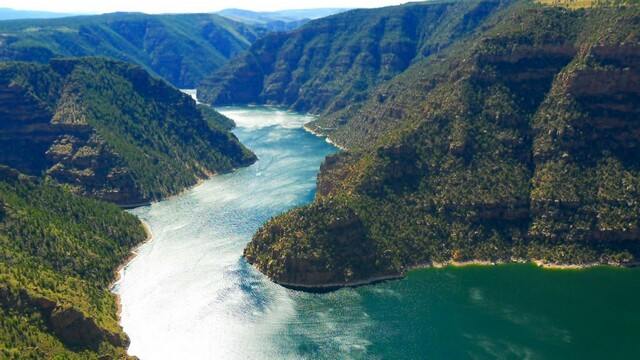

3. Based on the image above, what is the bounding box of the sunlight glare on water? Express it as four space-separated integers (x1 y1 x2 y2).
113 106 640 360
113 106 338 359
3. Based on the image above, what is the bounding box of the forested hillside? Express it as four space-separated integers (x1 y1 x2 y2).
0 166 146 358
243 0 640 289
200 0 514 114
0 13 261 88
0 57 256 206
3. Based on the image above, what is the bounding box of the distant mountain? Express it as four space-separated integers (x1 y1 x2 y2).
0 57 256 207
217 8 349 23
0 8 76 20
200 1 506 114
0 13 261 88
238 0 640 290
217 8 349 31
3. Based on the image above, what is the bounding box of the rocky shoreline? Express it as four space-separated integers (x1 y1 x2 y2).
110 220 154 321
303 124 347 151
261 258 640 293
275 273 404 293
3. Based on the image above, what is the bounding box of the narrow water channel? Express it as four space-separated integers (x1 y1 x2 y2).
113 107 640 359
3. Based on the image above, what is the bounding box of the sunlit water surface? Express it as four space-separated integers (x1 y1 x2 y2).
114 107 640 359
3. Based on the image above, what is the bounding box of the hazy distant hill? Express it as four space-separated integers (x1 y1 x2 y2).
0 12 261 88
217 8 349 32
0 8 76 20
218 8 349 30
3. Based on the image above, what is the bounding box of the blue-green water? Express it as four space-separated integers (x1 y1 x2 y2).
113 107 640 359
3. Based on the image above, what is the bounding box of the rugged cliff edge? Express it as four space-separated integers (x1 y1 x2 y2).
0 57 256 206
244 1 640 289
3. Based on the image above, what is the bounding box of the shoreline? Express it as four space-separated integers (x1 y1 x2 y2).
109 172 211 293
420 257 640 271
119 162 251 210
110 219 154 320
303 124 348 151
425 258 603 270
273 258 640 292
276 273 404 293
117 174 209 210
107 123 256 335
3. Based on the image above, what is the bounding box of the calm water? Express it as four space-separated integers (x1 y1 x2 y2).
113 107 640 359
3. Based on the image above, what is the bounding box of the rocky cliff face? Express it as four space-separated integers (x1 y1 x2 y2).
244 3 640 289
0 58 256 206
244 201 392 289
0 80 143 205
0 286 128 350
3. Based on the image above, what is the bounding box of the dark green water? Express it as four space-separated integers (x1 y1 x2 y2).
115 107 640 359
295 264 640 359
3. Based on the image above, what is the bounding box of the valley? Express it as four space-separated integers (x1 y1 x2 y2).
1 0 639 358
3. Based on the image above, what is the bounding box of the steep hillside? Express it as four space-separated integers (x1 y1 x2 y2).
0 57 256 206
0 166 146 358
200 0 515 114
244 2 640 289
0 13 260 88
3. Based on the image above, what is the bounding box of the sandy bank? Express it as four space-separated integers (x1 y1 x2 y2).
303 124 348 151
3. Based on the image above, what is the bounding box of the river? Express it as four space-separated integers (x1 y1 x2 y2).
113 106 640 359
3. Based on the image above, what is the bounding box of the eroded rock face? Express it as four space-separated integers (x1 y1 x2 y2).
0 286 128 350
563 45 640 151
51 306 103 347
0 84 57 174
316 152 352 198
0 58 256 206
200 0 506 114
0 82 144 205
244 201 393 289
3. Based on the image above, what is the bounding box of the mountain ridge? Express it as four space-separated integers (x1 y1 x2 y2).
0 57 256 206
200 0 515 114
0 8 78 20
0 12 261 88
243 0 640 289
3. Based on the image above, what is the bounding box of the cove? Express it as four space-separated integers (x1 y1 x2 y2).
113 107 640 359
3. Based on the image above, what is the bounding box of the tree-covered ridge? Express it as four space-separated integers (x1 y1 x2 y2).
197 103 237 131
0 12 261 88
244 2 640 288
0 166 146 358
0 57 256 206
200 0 516 114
